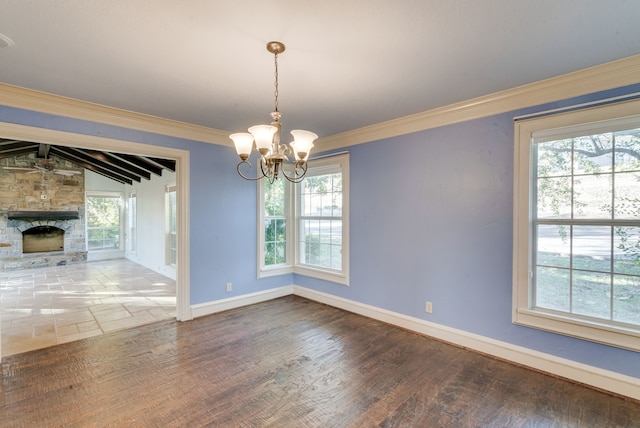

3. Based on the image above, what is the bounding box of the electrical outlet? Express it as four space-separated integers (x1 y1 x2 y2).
425 301 433 313
226 282 232 293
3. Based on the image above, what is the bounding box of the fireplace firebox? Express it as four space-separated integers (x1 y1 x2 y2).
23 226 65 253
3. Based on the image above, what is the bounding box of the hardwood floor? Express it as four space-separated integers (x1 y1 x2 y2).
1 296 638 427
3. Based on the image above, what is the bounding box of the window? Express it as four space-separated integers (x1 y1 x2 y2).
264 178 288 267
258 153 349 284
127 191 137 254
513 99 640 351
86 193 122 251
166 184 177 266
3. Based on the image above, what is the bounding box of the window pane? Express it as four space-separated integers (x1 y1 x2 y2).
275 241 286 265
537 176 572 219
573 134 612 174
536 224 570 268
535 266 570 312
86 196 120 251
330 245 342 270
87 196 120 227
572 226 611 272
613 227 640 275
613 128 640 173
265 179 285 217
614 171 640 219
331 220 343 246
613 274 640 325
264 218 286 266
573 174 612 219
319 220 332 244
572 271 611 320
536 140 572 178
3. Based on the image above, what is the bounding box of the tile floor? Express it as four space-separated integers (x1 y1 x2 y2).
0 259 175 357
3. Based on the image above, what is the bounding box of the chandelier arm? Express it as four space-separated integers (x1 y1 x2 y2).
237 160 265 181
280 161 308 183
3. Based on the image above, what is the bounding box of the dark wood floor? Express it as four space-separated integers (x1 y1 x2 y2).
1 296 638 427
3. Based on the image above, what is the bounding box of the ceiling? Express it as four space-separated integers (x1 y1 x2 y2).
1 1 640 140
0 139 175 185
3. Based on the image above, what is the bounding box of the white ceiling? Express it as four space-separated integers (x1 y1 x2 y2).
1 1 639 139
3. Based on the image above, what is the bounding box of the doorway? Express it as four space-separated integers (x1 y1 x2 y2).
0 122 191 358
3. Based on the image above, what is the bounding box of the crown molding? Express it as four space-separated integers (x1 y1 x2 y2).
2 54 640 151
316 54 640 151
0 83 231 146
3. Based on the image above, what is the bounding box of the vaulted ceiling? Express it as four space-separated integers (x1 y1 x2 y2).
1 1 639 140
0 139 175 185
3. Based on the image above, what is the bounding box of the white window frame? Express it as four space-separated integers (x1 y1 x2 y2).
257 153 349 285
127 191 137 254
513 98 640 351
166 184 177 267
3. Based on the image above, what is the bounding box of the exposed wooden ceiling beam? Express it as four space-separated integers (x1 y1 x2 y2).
0 140 176 184
146 156 176 172
108 153 164 176
49 147 134 185
81 150 151 180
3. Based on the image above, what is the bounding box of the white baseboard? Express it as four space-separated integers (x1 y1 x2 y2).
190 285 294 318
190 284 639 400
293 285 640 401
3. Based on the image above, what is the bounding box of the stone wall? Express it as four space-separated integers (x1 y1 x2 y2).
0 153 87 270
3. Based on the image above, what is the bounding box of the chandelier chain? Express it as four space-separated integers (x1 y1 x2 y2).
273 51 279 113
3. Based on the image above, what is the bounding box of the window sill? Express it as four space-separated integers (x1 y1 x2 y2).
514 308 640 352
293 265 349 286
258 265 293 279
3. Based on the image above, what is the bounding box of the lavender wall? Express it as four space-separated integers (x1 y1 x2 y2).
296 83 640 379
2 82 639 380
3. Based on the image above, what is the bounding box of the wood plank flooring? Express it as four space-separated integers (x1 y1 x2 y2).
1 296 638 427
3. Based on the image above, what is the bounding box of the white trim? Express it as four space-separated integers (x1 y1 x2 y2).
316 54 640 151
292 285 640 401
191 285 294 318
0 83 231 146
513 98 640 351
3 55 639 154
0 122 192 322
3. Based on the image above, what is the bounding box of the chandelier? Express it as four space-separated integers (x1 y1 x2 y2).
230 41 318 183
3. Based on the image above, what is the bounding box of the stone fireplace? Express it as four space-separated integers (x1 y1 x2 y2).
0 154 87 271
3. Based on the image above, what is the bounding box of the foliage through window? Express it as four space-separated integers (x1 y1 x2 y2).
514 100 640 350
86 194 121 251
264 178 287 266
